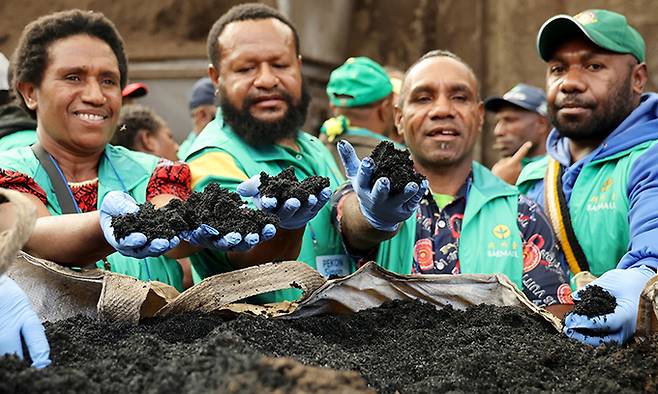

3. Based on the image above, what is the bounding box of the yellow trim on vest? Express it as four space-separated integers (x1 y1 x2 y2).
545 159 582 274
189 151 248 189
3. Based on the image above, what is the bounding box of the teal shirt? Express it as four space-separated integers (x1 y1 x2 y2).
375 162 524 289
0 129 37 151
185 112 347 303
0 144 185 291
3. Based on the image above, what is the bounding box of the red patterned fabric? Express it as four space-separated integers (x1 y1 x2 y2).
0 168 47 205
0 160 191 212
146 160 191 200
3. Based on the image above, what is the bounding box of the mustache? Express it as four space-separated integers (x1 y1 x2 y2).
243 89 294 108
554 94 596 109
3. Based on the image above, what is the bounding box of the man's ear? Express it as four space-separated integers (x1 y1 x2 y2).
394 103 404 136
16 82 38 111
632 62 648 95
208 64 220 87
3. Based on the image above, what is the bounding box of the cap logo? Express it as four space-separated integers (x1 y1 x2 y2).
574 11 597 25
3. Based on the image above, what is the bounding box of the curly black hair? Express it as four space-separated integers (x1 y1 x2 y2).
11 9 127 113
207 3 300 71
111 104 164 150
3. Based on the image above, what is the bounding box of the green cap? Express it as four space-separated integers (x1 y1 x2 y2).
327 57 393 108
537 9 645 63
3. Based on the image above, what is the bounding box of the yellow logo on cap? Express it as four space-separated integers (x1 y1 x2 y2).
574 11 597 25
493 224 511 239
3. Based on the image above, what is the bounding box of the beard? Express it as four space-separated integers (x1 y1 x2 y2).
549 73 636 142
219 83 310 147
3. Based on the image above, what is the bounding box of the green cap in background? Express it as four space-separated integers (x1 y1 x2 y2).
537 9 645 63
327 57 393 108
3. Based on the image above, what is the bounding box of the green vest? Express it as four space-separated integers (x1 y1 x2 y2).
0 145 184 291
375 162 524 288
516 141 658 276
177 131 197 161
0 129 37 152
185 115 348 303
516 156 548 195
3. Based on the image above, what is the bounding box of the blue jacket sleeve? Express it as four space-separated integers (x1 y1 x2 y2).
621 143 658 272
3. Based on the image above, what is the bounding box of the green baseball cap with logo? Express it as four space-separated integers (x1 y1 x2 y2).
537 9 645 63
327 57 393 108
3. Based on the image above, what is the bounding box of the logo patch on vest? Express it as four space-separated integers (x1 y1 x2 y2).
488 224 519 258
587 177 617 212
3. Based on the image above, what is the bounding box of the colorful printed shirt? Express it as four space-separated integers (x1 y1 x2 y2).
333 175 573 307
0 159 191 212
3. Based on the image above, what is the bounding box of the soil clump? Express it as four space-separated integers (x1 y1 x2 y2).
2 300 657 393
112 183 279 242
571 285 617 318
369 141 426 194
259 166 330 204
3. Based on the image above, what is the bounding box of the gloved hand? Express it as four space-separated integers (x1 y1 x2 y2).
237 175 332 230
100 191 180 258
337 140 428 232
564 265 656 346
180 222 276 252
0 275 51 368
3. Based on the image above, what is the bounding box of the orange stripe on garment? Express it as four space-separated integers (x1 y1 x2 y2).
545 159 581 275
188 151 249 189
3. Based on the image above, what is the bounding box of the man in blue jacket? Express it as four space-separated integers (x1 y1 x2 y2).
516 9 658 346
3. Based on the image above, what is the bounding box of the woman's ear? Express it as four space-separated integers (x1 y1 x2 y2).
16 82 38 110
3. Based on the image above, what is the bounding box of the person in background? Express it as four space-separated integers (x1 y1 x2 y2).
335 50 571 308
516 9 658 346
121 82 148 105
0 53 37 151
184 3 342 301
484 83 551 184
112 104 179 161
320 57 397 174
178 77 216 160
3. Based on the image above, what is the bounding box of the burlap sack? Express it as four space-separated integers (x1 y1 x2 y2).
286 262 562 331
637 274 658 337
0 188 36 275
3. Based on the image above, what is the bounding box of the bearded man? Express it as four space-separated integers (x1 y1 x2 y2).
516 9 658 346
185 3 346 303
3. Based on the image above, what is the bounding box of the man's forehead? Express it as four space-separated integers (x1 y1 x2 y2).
219 18 294 53
405 56 478 93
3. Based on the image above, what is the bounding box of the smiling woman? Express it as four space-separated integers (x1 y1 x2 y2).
0 9 195 291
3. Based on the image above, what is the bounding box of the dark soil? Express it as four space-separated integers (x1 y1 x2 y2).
571 285 617 318
369 141 426 194
2 300 657 393
112 183 279 242
259 166 330 204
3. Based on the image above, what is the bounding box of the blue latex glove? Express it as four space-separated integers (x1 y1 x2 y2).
180 222 276 252
0 275 51 368
564 265 656 346
337 140 428 231
237 175 333 230
100 191 180 258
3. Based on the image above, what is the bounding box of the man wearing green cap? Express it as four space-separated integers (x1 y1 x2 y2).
321 57 397 174
516 9 658 346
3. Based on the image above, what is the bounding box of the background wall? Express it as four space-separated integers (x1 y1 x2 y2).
2 0 657 165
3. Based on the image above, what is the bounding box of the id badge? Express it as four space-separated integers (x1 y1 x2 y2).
315 254 350 278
